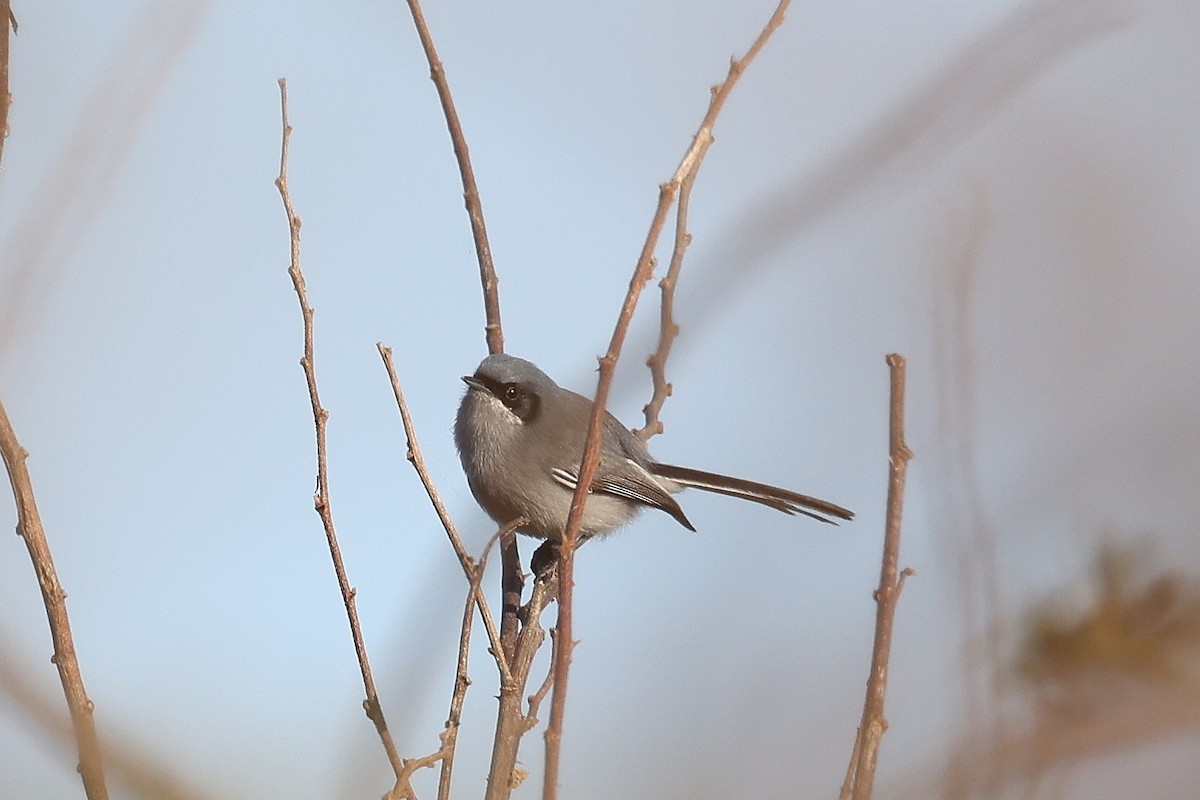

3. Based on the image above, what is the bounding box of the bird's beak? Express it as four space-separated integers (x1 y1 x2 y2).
462 375 487 391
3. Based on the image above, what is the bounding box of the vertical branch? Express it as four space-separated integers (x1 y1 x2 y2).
435 569 481 800
486 571 556 800
389 522 517 800
274 79 410 795
432 526 509 800
0 9 108 799
400 0 504 355
840 353 915 800
393 15 528 777
543 3 794 797
0 402 109 800
0 2 12 168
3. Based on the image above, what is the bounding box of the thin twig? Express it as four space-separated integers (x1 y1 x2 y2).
400 0 503 355
841 353 914 800
274 79 410 796
391 13 535 786
634 140 698 441
430 523 509 800
526 628 558 725
376 342 514 685
378 344 546 797
394 4 539 794
543 3 795 797
839 731 864 800
0 0 12 168
0 403 109 800
433 547 485 799
0 9 108 796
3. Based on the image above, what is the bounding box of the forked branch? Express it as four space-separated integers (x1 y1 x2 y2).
545 2 797 797
634 164 698 441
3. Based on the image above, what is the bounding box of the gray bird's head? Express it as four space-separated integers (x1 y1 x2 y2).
460 353 559 424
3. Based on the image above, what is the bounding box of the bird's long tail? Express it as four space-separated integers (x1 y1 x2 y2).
651 462 853 525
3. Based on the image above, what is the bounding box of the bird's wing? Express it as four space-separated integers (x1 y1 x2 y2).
550 461 696 532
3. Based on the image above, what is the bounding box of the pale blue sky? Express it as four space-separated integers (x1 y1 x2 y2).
2 1 1198 798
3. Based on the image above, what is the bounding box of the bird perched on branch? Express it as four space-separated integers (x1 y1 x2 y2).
455 353 852 541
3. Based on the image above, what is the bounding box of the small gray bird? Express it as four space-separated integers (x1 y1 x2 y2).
454 353 853 541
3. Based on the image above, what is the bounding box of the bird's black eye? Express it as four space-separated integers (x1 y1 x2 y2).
494 383 537 422
496 382 538 422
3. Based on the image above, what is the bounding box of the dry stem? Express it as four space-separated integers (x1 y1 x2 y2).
0 1 11 168
400 0 503 355
543 2 796 797
0 7 108 797
634 137 698 441
840 354 915 800
376 343 513 686
486 571 557 800
274 79 410 797
377 344 550 796
393 12 532 782
429 523 510 799
0 404 109 800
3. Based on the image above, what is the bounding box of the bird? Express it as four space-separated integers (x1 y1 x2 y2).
454 353 853 541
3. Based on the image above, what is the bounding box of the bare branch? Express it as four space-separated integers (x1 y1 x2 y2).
428 524 508 800
432 549 484 799
634 163 697 441
376 343 514 687
0 402 109 799
400 0 504 354
842 353 915 800
544 2 796 796
378 343 555 798
0 0 12 168
393 5 540 793
526 628 558 726
274 79 410 795
485 570 557 800
0 8 107 795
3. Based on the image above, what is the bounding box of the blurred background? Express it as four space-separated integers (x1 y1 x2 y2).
1 0 1198 797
